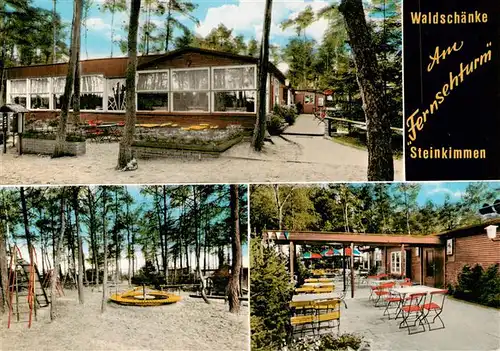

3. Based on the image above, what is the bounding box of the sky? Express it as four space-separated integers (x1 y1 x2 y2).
33 0 337 60
412 182 499 206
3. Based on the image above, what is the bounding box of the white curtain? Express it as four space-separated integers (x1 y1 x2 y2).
81 76 103 93
213 66 255 90
171 69 208 91
10 80 27 94
137 72 169 91
53 77 66 93
30 78 49 94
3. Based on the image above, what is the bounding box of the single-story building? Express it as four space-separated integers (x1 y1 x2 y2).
4 47 290 129
294 89 325 114
382 219 500 288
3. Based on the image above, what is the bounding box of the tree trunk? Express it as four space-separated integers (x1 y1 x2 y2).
165 2 172 52
0 224 8 313
101 189 108 313
52 0 57 63
116 0 141 169
162 186 169 283
339 0 394 181
193 187 209 304
73 188 84 304
228 185 241 313
50 191 66 321
251 0 273 151
73 55 81 125
126 198 132 286
20 187 34 252
53 0 82 157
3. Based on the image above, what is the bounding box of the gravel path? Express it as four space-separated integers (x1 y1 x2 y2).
0 286 249 351
0 135 402 185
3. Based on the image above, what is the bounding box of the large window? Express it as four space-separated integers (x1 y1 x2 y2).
391 251 401 274
213 66 256 112
30 78 50 109
52 77 67 110
9 79 27 107
171 68 209 112
107 79 126 111
137 72 169 111
273 78 280 106
80 75 104 110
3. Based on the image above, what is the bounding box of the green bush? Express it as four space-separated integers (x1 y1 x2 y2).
453 263 500 308
251 240 294 350
274 105 298 125
22 130 86 142
479 264 500 308
288 333 364 351
267 114 285 136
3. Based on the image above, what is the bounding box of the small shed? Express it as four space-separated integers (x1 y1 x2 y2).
1 103 29 154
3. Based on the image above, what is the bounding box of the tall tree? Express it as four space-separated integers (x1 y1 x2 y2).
100 0 126 57
53 0 83 157
251 0 273 151
160 0 199 52
50 189 66 321
228 185 241 313
101 187 109 313
72 187 84 304
117 0 141 170
339 0 394 180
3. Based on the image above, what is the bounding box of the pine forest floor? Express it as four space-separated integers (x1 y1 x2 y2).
0 285 249 351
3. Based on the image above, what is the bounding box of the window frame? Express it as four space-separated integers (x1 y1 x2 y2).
136 69 171 112
211 64 257 114
106 78 127 112
7 78 28 108
79 74 105 112
170 67 210 113
28 77 51 111
391 251 401 274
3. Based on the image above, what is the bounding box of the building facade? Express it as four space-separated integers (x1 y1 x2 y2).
381 219 500 288
4 47 290 129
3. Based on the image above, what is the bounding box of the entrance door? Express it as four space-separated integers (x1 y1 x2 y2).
423 249 435 286
405 250 412 280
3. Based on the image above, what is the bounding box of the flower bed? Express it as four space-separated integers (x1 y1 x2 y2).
132 124 245 159
20 130 86 156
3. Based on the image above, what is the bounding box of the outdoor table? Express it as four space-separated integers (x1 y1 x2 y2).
305 278 334 283
303 282 335 287
390 285 443 296
292 292 339 302
388 285 444 320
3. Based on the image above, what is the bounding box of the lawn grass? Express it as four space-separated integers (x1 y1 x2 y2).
332 134 403 160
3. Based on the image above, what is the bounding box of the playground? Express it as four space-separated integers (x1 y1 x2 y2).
0 284 249 350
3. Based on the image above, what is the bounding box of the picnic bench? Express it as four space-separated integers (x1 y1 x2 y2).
82 120 124 142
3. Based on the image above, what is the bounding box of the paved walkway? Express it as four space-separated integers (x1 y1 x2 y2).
283 114 325 136
339 286 500 350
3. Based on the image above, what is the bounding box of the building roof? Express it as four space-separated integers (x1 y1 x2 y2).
436 218 500 238
5 46 288 83
263 230 441 246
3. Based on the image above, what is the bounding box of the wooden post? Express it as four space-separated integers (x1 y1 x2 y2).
2 113 6 154
350 242 355 298
401 244 405 277
342 244 346 291
420 247 424 285
289 241 295 282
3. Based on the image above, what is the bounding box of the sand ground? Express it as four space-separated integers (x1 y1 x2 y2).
0 137 403 185
0 285 249 351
